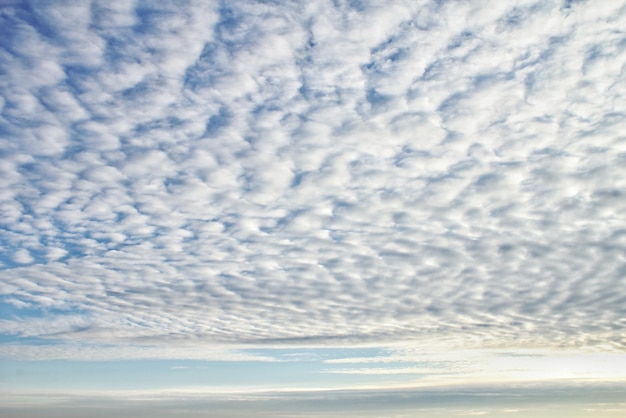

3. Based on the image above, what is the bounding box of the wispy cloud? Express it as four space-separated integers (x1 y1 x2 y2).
1 0 625 361
321 348 626 384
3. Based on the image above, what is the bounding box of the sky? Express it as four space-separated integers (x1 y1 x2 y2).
1 0 626 416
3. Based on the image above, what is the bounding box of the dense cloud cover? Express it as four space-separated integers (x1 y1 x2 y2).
1 0 625 358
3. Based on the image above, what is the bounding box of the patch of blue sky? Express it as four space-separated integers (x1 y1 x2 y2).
0 297 78 320
0 297 89 348
0 2 50 47
0 345 448 395
0 356 379 393
0 246 55 270
0 252 26 271
0 334 57 346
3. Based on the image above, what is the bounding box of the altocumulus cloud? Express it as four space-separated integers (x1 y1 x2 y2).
1 0 626 358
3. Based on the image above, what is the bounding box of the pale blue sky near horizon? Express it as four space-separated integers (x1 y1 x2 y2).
1 0 626 416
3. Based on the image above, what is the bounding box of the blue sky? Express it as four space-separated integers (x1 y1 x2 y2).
1 0 626 416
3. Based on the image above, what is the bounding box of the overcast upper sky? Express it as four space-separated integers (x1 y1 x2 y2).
1 0 626 416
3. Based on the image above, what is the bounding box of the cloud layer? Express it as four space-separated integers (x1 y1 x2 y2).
1 0 626 358
2 382 626 418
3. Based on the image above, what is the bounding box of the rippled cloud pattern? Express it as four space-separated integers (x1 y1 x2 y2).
1 0 626 359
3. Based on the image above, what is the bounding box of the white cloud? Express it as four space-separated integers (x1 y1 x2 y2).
0 341 276 362
1 0 625 360
12 249 34 264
